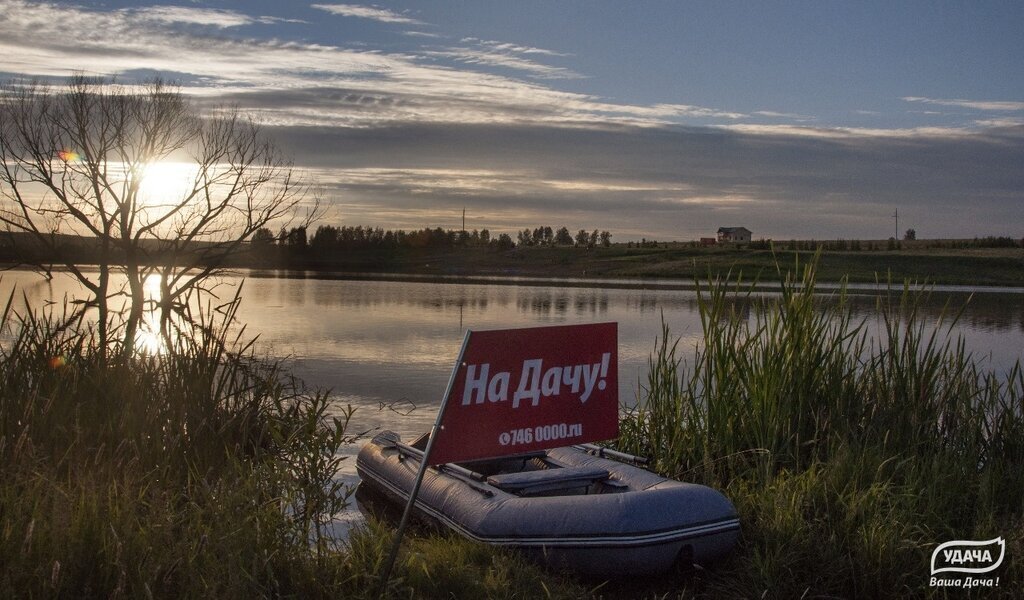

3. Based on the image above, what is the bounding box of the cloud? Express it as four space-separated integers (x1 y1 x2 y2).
425 38 580 80
257 16 309 25
902 96 1024 112
272 122 1024 239
717 123 974 139
424 47 583 80
754 110 815 122
128 5 256 28
1 1 1020 240
461 38 569 57
402 31 443 38
0 0 739 129
652 104 745 120
973 118 1024 129
310 3 422 24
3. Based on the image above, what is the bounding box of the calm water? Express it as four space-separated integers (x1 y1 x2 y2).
5 267 1024 533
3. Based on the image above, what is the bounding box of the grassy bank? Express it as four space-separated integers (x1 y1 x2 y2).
8 236 1024 287
617 264 1024 597
254 243 1024 287
0 292 348 597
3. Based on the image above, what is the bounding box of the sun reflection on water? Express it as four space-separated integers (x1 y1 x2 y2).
132 273 182 356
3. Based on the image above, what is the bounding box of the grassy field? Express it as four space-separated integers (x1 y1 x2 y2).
287 242 1024 287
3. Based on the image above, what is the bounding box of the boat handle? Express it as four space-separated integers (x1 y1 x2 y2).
389 440 490 483
575 443 650 466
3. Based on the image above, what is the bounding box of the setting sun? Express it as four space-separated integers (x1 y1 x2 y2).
137 161 199 206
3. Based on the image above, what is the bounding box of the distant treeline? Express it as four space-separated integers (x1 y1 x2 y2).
260 224 612 256
755 236 1024 252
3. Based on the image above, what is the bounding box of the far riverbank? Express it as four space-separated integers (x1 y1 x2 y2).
243 243 1024 288
5 232 1023 287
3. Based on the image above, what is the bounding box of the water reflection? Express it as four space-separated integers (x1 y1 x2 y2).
5 268 1024 421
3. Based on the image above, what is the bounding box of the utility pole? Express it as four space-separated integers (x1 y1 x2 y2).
462 207 466 233
892 208 898 240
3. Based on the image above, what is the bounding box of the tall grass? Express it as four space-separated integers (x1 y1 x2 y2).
0 289 360 597
618 261 1024 597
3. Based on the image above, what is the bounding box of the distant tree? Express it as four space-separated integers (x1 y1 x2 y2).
517 229 532 246
479 229 490 245
904 228 916 241
575 229 590 247
310 225 339 251
496 232 514 249
251 227 277 263
599 231 612 247
589 229 599 248
286 226 307 250
252 227 275 246
555 226 573 246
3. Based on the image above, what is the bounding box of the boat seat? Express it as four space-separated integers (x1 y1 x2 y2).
486 465 610 496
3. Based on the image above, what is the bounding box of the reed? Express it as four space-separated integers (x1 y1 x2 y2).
618 259 1024 597
0 290 359 597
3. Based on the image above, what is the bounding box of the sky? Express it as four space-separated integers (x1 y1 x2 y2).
1 0 1022 240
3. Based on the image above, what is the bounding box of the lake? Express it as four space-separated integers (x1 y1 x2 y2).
4 267 1024 533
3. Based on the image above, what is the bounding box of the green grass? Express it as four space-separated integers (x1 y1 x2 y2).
617 261 1024 597
0 289 362 597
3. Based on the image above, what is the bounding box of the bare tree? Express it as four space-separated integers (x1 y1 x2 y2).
0 77 316 356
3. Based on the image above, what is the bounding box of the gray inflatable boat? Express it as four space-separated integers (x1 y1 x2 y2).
356 430 740 576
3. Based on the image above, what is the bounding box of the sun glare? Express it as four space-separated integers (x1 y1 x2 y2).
138 161 200 206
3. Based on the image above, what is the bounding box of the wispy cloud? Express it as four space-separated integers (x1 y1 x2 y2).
717 123 975 139
461 38 569 57
754 110 815 122
902 96 1024 112
310 4 422 25
0 0 746 129
653 104 745 120
402 31 443 39
257 16 309 25
973 118 1024 129
128 5 257 28
425 38 580 80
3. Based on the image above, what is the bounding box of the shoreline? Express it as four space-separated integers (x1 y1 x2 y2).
9 259 1024 295
237 267 1024 295
5 241 1024 290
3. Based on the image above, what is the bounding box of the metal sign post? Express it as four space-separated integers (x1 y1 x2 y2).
376 330 471 598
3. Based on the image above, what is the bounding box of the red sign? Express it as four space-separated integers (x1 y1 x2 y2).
428 323 618 465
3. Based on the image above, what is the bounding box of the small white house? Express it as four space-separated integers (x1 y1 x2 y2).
717 227 752 243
